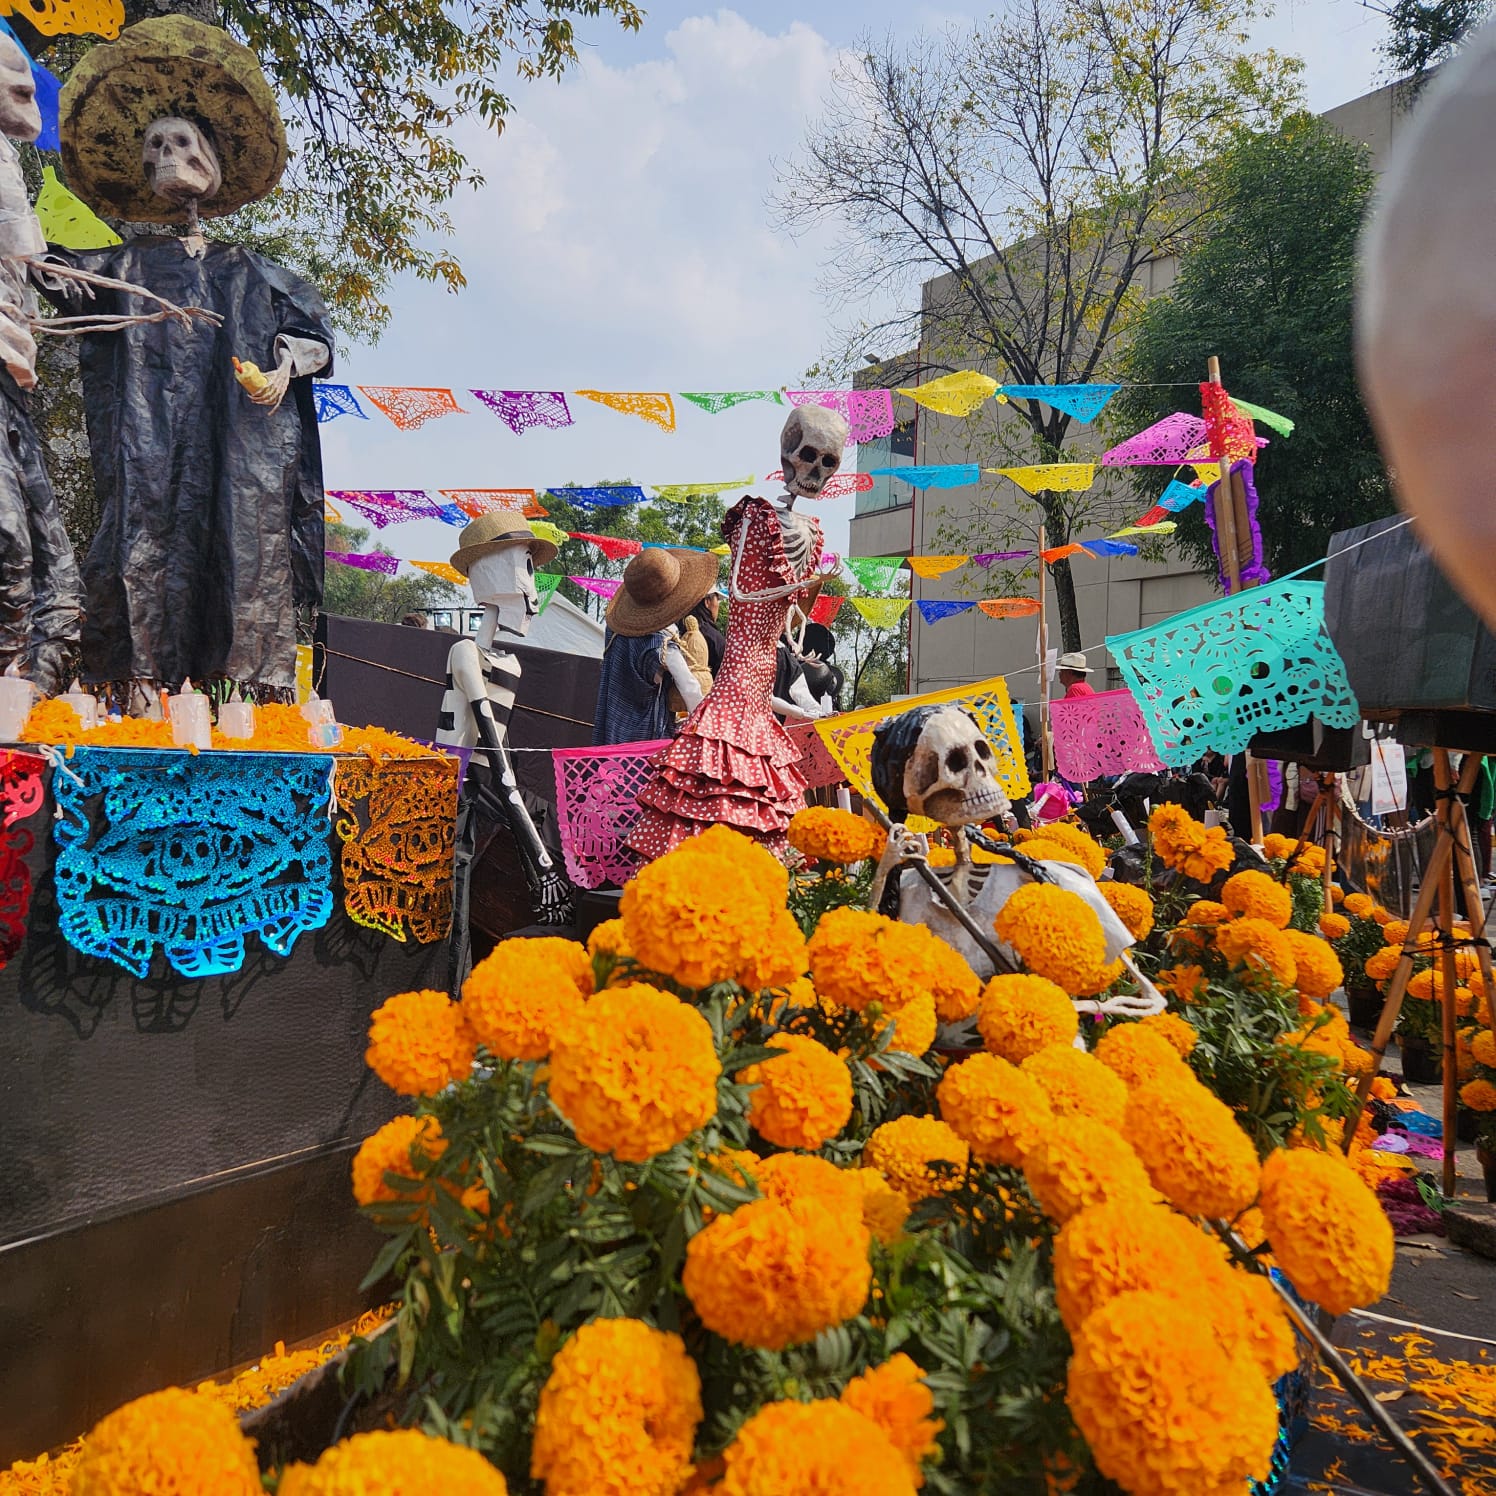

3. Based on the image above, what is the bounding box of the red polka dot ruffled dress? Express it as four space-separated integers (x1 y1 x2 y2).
627 497 820 860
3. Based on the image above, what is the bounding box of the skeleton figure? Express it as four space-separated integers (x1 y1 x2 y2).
868 703 1164 1018
438 514 572 978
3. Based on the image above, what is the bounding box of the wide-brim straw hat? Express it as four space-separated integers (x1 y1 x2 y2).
60 16 288 223
608 548 721 637
450 511 558 576
1056 651 1094 673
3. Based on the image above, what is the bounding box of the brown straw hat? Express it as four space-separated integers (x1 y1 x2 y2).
450 511 558 576
607 548 721 637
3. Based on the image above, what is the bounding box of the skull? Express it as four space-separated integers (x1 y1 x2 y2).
901 707 1007 826
779 406 849 498
142 116 223 206
0 36 40 144
467 543 539 637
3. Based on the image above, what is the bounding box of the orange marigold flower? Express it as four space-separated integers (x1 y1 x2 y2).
1124 1072 1261 1218
530 1319 701 1496
549 984 720 1162
1471 1029 1496 1068
1099 881 1154 940
1029 820 1108 878
1231 1271 1301 1382
351 1114 444 1207
923 938 982 1022
993 883 1113 995
70 1388 260 1496
1258 1148 1393 1315
841 1355 944 1489
718 1399 915 1496
683 1196 871 1350
1221 870 1293 929
1139 1010 1198 1056
1184 900 1230 926
1155 963 1206 1004
808 907 950 1014
789 806 887 864
977 972 1077 1061
866 1115 970 1200
1381 919 1410 947
1371 905 1396 926
882 991 938 1059
1215 917 1297 988
1318 911 1351 940
754 1151 866 1222
365 988 475 1096
1022 1119 1157 1224
1021 1045 1128 1128
1066 1291 1278 1495
1363 945 1402 984
1343 893 1375 919
461 938 588 1061
1149 806 1235 883
620 825 792 990
587 917 632 960
853 1167 912 1244
1262 833 1297 861
1292 844 1327 877
1461 1078 1496 1112
1094 1022 1188 1089
739 1033 853 1150
280 1431 507 1496
937 1052 1055 1168
1283 930 1344 1000
737 906 811 994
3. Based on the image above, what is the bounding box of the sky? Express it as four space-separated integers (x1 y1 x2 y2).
320 1 1390 587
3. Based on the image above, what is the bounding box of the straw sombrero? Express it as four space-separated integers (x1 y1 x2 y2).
450 512 558 577
60 16 287 223
608 548 721 638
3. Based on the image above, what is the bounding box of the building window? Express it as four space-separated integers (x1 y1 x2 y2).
856 413 917 516
433 611 452 628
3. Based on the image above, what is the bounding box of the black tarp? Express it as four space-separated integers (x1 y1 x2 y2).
43 239 331 692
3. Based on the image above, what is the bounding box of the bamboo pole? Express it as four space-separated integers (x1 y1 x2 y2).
1037 522 1053 780
1435 750 1461 1198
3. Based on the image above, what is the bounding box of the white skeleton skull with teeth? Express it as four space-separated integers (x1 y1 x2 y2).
779 406 847 501
142 116 223 206
902 708 1007 826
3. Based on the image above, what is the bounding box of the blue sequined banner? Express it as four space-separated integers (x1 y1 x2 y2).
52 749 336 979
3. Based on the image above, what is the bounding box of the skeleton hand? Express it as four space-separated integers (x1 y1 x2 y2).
532 867 574 926
888 824 929 863
246 351 294 412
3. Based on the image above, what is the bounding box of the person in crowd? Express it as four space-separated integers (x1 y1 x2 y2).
1056 651 1096 699
688 586 727 675
399 612 428 628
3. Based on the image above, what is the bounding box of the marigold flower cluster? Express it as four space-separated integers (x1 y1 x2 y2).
461 937 588 1061
1139 1010 1197 1056
620 825 802 990
993 884 1116 996
1022 1119 1156 1223
808 906 957 1015
717 1399 916 1496
1318 911 1351 940
855 1166 913 1243
865 1114 970 1199
1066 1291 1277 1495
1343 893 1375 918
588 916 633 962
1363 944 1402 984
1155 963 1206 1004
1258 1147 1394 1314
923 936 982 1022
1283 930 1344 1000
976 973 1077 1061
937 1052 1054 1167
549 984 720 1162
754 1151 866 1219
1094 1022 1188 1090
1099 880 1154 940
682 1195 871 1350
1214 917 1298 988
350 1114 444 1208
883 992 939 1058
1461 1078 1496 1111
788 806 887 865
280 1430 508 1495
1148 804 1234 882
365 988 476 1096
1022 1044 1128 1127
1018 821 1107 878
738 1033 853 1150
840 1355 944 1488
1471 1029 1496 1068
69 1388 261 1496
530 1319 701 1496
1124 1072 1261 1218
1220 870 1292 929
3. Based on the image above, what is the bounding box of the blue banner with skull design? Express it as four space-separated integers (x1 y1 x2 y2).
52 748 336 979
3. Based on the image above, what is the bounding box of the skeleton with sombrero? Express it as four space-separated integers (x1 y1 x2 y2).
41 16 334 706
437 513 573 976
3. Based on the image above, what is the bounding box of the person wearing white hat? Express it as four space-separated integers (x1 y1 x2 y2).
1057 651 1096 699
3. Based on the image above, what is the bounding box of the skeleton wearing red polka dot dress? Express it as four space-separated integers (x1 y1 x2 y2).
627 407 845 859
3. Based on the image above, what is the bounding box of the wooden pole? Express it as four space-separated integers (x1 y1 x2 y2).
1037 523 1053 780
1444 756 1496 1047
1435 750 1462 1198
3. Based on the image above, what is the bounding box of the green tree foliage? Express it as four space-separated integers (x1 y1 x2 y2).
30 1 645 335
1115 114 1394 581
775 0 1302 649
1374 0 1491 90
323 520 463 622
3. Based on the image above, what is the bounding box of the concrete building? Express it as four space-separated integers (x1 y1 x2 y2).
848 80 1409 706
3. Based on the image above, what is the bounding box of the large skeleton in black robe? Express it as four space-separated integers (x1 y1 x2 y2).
45 238 332 696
